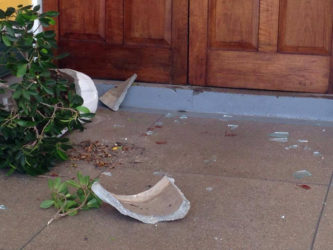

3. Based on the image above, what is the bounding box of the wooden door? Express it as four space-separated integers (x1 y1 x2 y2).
190 0 333 93
43 0 188 84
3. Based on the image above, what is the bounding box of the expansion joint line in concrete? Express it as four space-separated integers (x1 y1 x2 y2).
310 170 333 250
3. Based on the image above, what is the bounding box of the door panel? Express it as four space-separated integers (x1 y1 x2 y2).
190 0 333 93
124 0 172 47
209 0 259 51
279 0 332 55
207 51 330 92
43 0 188 84
60 0 106 41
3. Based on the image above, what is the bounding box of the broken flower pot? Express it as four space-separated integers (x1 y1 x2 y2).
92 176 191 224
58 69 98 114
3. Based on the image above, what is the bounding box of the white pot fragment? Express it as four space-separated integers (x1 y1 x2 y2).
92 176 190 224
99 74 137 111
58 68 98 113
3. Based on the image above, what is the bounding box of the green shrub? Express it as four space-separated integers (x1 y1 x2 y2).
0 5 93 175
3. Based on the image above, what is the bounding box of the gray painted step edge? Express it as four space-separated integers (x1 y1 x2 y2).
95 83 333 123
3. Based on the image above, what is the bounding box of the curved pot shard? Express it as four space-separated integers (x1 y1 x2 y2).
92 176 191 224
58 69 98 113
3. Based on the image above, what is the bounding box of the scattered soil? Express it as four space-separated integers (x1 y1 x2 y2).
68 140 146 169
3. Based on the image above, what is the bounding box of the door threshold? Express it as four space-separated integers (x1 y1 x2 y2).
95 79 333 123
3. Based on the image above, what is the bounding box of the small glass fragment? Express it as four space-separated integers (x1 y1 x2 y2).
227 124 239 130
269 132 289 138
293 170 312 179
297 184 311 190
269 132 289 143
281 215 286 220
113 124 125 128
322 129 326 132
179 115 188 120
223 114 233 118
155 121 163 128
270 138 288 143
153 171 168 176
206 187 213 192
204 155 217 163
298 139 309 143
102 172 112 177
313 151 322 157
285 145 298 150
0 205 7 210
146 131 153 136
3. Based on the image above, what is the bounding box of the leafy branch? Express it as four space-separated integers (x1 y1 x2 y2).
40 172 102 225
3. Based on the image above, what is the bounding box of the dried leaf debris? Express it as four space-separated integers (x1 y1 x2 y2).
68 140 145 168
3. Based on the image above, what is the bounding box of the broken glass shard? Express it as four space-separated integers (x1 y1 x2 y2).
313 151 321 157
270 137 288 143
285 145 298 150
102 172 112 177
269 132 289 143
298 139 309 143
269 132 289 138
227 124 239 130
0 205 7 210
179 115 188 120
146 130 153 136
155 121 163 128
293 170 312 179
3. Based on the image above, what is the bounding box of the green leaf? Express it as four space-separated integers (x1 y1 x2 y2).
12 90 22 99
2 35 11 46
0 10 6 19
40 200 54 209
43 11 59 17
76 106 90 114
33 5 41 12
55 52 69 60
16 64 27 77
77 189 85 202
68 210 78 216
53 177 62 190
16 120 35 127
66 180 81 189
77 172 84 185
40 48 48 54
87 198 100 209
57 182 68 194
56 148 68 161
48 179 54 190
5 7 15 17
65 200 78 210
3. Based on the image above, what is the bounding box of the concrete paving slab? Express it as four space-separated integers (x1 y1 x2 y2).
312 182 333 250
0 174 55 250
24 169 327 250
136 114 333 185
1 109 332 250
68 108 163 144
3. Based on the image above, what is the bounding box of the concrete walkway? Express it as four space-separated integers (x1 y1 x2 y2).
1 108 332 250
